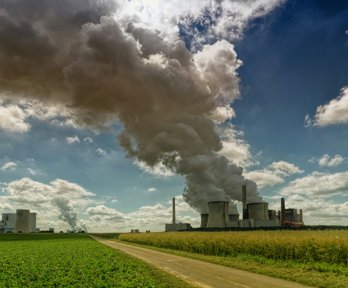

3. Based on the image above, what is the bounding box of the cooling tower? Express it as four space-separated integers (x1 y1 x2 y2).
200 214 209 228
207 201 229 228
242 185 248 219
15 209 31 233
228 214 239 221
247 203 269 221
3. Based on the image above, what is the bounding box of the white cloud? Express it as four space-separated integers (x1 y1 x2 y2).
318 154 344 167
117 0 285 49
268 161 304 175
218 126 258 168
147 187 157 192
83 137 94 143
244 170 285 188
27 168 39 176
210 106 236 123
66 136 80 144
95 148 107 156
305 87 348 127
134 160 175 177
245 161 303 188
0 177 98 231
280 171 348 198
1 161 17 171
0 103 30 133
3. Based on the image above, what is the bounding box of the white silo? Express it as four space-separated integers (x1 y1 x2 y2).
15 209 31 233
247 203 269 221
207 201 229 228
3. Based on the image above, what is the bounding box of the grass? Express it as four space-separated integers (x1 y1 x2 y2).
118 231 348 288
0 233 192 288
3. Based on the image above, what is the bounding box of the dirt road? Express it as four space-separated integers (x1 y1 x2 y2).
93 237 312 288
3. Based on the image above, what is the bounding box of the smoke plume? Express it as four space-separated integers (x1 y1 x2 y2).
0 0 263 213
52 197 87 232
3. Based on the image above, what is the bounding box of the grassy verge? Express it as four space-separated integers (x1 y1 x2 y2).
117 238 348 288
0 234 192 288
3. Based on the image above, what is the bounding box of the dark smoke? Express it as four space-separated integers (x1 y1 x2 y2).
0 0 262 213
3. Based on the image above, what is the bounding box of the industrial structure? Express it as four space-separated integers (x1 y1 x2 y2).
165 185 304 231
198 187 304 229
165 197 192 231
0 210 36 233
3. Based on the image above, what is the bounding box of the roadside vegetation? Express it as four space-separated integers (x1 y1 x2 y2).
0 233 192 288
119 230 348 288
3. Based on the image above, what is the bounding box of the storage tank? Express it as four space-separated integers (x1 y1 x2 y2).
200 214 209 228
15 209 31 233
247 203 269 221
207 201 229 228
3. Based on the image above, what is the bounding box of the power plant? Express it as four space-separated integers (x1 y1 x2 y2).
166 185 304 231
0 210 37 233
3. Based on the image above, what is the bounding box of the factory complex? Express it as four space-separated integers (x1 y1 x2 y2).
166 185 304 231
0 209 37 233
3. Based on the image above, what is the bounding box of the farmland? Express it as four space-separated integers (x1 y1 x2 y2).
119 230 348 288
0 234 191 288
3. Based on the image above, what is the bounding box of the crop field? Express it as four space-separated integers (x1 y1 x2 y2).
119 230 348 288
0 234 191 288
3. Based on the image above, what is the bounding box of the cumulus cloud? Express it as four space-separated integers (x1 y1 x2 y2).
0 102 30 133
147 187 157 192
0 177 97 230
280 171 348 198
1 161 17 171
245 161 303 188
66 135 80 144
317 154 345 167
305 87 348 127
218 125 257 168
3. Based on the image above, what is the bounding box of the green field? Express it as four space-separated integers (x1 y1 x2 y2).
0 234 191 288
119 230 348 288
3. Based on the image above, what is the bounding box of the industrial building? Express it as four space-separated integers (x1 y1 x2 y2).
165 197 192 232
165 185 304 231
0 210 36 233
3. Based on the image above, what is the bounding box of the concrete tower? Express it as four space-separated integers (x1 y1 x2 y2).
200 214 209 228
207 201 229 228
15 209 31 233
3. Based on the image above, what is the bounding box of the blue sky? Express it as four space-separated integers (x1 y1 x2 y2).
0 0 347 232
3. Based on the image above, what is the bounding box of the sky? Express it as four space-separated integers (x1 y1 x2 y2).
0 0 347 232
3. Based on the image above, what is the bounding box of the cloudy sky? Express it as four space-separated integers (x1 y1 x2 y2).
0 0 347 232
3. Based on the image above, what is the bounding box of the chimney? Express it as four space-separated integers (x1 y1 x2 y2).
299 209 303 223
172 197 176 224
242 185 248 219
207 201 229 228
200 214 209 228
281 197 286 225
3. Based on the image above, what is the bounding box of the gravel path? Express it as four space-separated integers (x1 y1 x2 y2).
93 237 312 288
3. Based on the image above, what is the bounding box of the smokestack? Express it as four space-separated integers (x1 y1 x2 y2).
299 209 303 223
172 197 176 225
242 185 248 219
207 201 229 228
281 197 286 225
200 214 209 228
